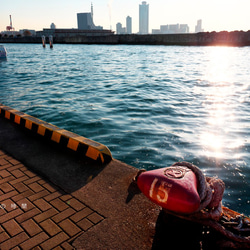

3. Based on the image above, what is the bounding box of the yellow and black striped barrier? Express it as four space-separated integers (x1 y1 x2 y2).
0 104 112 164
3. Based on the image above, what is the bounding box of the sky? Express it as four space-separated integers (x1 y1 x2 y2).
0 0 250 33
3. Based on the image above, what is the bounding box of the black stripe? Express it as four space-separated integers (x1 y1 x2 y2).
77 143 88 156
9 113 15 122
0 109 5 117
103 153 112 163
20 117 26 127
31 123 39 133
59 135 69 148
44 129 53 140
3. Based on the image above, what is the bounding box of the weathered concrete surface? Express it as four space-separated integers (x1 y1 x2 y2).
0 116 160 249
0 113 244 249
72 159 160 249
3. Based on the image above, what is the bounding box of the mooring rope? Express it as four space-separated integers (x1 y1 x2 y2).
164 162 250 246
172 161 225 220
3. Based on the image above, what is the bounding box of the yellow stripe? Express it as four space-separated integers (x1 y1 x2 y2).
0 104 112 164
67 138 79 151
5 111 10 119
51 131 61 143
86 147 100 161
14 115 21 124
37 125 46 136
99 153 104 163
25 120 32 130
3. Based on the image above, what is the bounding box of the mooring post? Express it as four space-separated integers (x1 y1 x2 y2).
42 35 46 48
49 35 53 49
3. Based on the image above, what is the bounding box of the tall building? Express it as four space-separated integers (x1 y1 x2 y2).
77 13 96 30
139 1 149 34
179 24 189 33
77 4 103 30
126 16 132 34
195 19 203 33
116 22 126 34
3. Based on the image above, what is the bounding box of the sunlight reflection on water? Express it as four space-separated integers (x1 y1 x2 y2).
198 48 247 163
0 44 249 215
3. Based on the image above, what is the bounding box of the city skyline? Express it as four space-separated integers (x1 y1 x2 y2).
1 0 250 33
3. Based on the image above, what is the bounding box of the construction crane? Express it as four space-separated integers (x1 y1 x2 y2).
6 15 15 31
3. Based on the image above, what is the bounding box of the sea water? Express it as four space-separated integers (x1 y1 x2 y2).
0 44 249 215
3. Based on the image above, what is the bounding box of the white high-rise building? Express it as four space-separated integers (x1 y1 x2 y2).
195 19 203 33
139 1 149 34
126 16 132 34
116 23 126 34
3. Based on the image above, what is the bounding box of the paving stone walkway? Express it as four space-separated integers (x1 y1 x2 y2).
0 150 105 250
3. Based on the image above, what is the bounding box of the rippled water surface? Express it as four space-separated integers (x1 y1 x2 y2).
0 44 249 215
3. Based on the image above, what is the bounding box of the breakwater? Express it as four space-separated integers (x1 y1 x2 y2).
1 31 250 46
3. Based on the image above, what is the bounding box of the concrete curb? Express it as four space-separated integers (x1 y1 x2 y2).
0 104 112 164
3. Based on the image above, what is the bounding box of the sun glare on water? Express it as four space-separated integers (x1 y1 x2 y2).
199 47 244 160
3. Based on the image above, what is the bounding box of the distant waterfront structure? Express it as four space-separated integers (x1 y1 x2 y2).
116 23 121 34
1 30 19 37
77 13 101 30
37 28 113 38
151 29 161 34
179 24 189 33
126 16 132 34
6 15 14 31
116 16 132 34
152 23 189 34
77 4 103 30
195 19 203 33
19 29 36 36
139 1 149 34
50 23 56 29
37 3 113 38
116 22 126 34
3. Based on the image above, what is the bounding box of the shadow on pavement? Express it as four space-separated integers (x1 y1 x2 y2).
152 211 203 250
0 117 105 193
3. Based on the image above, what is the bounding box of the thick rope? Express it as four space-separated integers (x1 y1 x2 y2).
164 162 250 245
172 161 225 220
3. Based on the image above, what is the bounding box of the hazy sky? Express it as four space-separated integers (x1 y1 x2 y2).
1 0 249 33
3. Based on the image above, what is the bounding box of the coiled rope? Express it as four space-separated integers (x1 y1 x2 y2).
163 162 250 246
172 161 225 220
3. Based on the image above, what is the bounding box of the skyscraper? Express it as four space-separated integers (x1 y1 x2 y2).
77 13 96 30
126 16 132 34
195 19 203 33
139 1 149 34
77 3 103 30
116 22 126 34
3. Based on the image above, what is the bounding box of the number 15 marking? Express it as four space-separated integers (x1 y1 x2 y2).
149 178 172 203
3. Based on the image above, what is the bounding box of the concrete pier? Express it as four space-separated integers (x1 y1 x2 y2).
0 104 160 249
0 105 241 249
